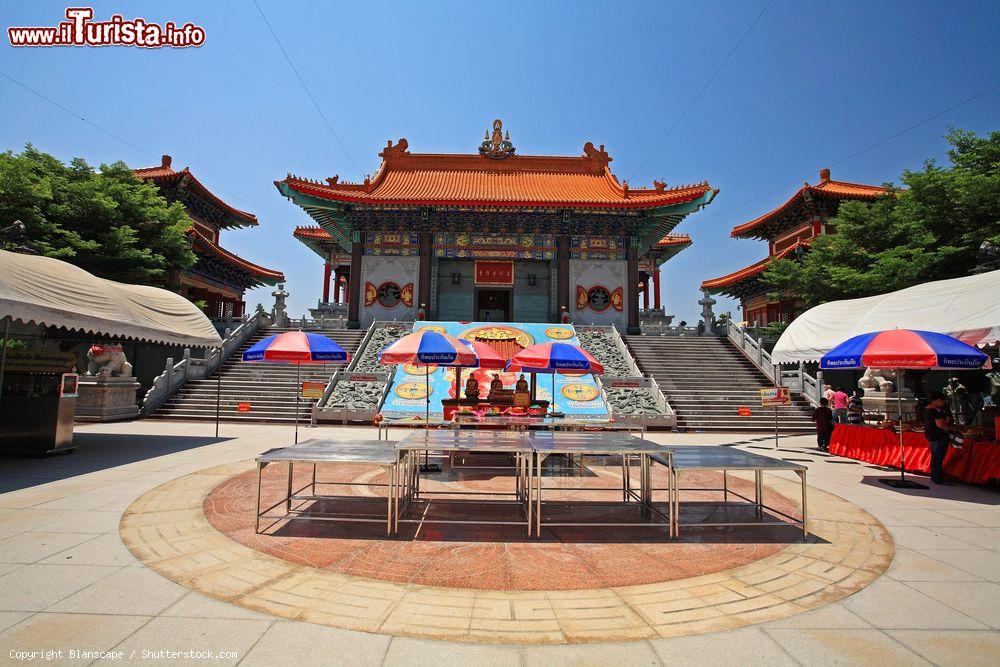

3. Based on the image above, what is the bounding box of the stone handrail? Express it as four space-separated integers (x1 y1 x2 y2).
725 321 822 407
319 320 378 406
316 321 409 418
140 309 270 416
576 324 675 424
640 321 720 336
290 314 348 330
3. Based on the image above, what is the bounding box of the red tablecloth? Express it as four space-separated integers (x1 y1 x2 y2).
829 423 1000 485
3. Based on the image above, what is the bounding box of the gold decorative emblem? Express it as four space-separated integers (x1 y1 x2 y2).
561 383 599 402
395 382 431 400
544 327 574 340
479 119 516 159
402 362 438 376
460 325 534 349
414 325 448 334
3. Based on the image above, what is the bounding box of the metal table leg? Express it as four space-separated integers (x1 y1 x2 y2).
673 469 682 539
756 469 764 519
535 453 544 538
255 461 263 534
798 469 808 540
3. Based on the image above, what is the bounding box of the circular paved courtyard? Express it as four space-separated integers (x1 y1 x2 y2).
121 456 893 644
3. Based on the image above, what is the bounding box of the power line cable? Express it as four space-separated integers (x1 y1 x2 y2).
251 0 363 179
629 0 773 182
0 70 156 159
0 69 305 226
694 80 1000 224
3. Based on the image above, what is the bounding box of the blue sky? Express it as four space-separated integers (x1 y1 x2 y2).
1 1 998 322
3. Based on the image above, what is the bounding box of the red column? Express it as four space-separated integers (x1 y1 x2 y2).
653 268 662 310
642 277 650 310
322 259 332 303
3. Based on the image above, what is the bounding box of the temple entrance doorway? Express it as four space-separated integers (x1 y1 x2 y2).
475 288 512 321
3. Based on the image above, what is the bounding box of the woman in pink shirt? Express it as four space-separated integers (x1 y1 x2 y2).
831 386 850 423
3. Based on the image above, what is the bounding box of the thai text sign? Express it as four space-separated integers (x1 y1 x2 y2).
301 381 326 399
474 260 514 286
738 406 752 417
3 350 76 374
760 387 791 407
237 403 251 412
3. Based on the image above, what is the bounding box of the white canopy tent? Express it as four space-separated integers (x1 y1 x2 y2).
0 249 222 348
772 269 1000 364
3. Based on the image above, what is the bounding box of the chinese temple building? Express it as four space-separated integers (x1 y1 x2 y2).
277 121 716 331
135 155 284 318
701 168 887 326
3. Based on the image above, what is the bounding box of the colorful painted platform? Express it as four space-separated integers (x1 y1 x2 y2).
379 321 611 420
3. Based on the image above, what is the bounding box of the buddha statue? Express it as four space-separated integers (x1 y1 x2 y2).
464 376 480 400
515 374 529 393
488 373 504 398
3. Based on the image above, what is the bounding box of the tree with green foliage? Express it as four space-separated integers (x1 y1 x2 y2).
762 128 1000 310
0 145 195 287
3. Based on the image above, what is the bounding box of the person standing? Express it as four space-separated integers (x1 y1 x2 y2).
922 390 952 485
848 388 865 425
831 386 849 423
811 398 834 451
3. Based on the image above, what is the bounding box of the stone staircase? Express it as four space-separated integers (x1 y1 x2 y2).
623 335 815 432
150 327 365 422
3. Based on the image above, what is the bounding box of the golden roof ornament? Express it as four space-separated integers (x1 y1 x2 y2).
479 118 516 159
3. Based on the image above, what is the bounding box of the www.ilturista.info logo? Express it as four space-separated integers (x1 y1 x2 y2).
8 7 205 48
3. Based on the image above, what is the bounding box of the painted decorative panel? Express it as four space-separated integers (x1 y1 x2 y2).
360 255 420 327
364 232 419 256
568 259 627 329
570 236 625 260
434 233 554 259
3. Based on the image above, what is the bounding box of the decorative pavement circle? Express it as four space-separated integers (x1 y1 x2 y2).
121 460 893 644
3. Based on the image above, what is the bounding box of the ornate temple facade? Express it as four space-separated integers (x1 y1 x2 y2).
701 169 887 326
136 156 284 318
278 121 716 331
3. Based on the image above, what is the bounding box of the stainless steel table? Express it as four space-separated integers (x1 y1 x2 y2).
254 439 400 536
652 445 808 539
395 431 535 536
376 416 644 441
528 432 673 537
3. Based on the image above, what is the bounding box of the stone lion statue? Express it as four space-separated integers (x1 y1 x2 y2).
858 367 896 393
86 344 133 378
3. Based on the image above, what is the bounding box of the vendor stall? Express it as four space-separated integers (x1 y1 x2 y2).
0 249 221 455
772 269 1000 364
830 423 1000 486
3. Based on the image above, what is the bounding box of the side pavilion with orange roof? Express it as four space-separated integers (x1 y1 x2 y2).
701 168 888 326
135 156 285 319
276 120 716 332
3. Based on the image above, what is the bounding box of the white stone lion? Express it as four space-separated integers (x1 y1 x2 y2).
858 368 895 393
86 344 133 377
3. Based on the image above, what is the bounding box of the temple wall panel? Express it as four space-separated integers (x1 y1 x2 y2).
569 259 627 329
512 260 552 322
435 260 474 321
359 255 419 327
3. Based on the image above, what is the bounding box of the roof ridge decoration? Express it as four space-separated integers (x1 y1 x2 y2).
135 155 258 226
582 142 612 172
186 228 284 282
730 168 888 239
479 119 516 159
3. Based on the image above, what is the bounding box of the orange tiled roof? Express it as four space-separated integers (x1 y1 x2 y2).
136 155 258 227
187 229 284 283
279 139 714 210
655 233 692 248
293 226 331 240
731 169 887 238
700 240 810 291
